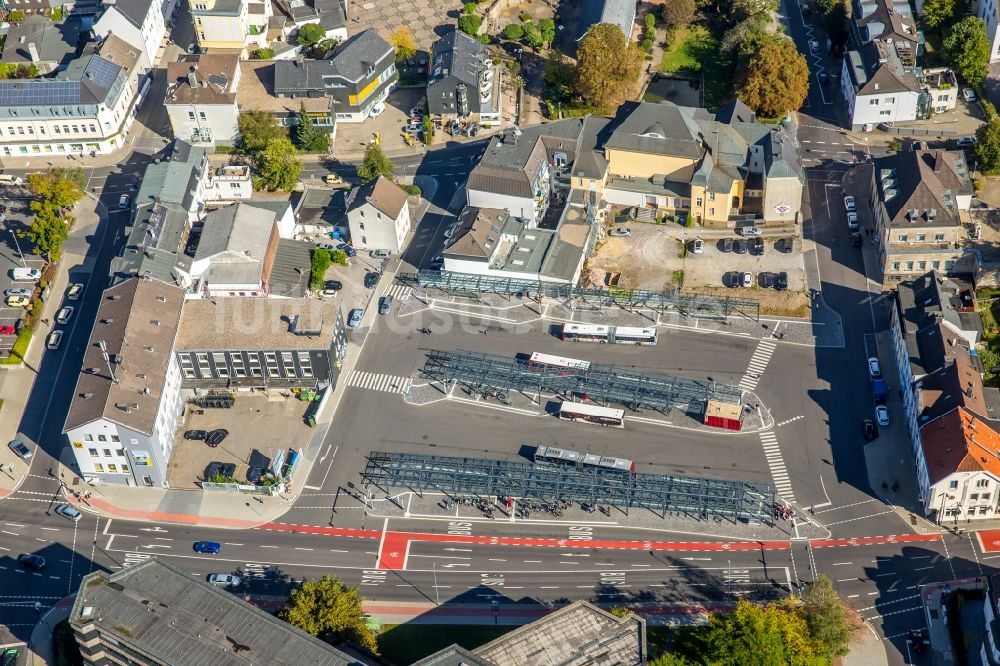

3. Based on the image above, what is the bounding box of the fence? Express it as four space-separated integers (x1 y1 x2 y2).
201 481 285 496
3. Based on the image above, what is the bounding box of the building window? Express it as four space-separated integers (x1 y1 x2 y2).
708 192 715 201
188 111 196 120
950 480 959 489
708 208 715 215
103 449 111 457
971 494 979 501
934 233 945 241
695 198 702 206
885 97 895 104
978 479 990 488
905 261 913 270
359 222 364 230
916 234 925 241
945 260 955 270
84 434 93 441
94 464 104 472
891 262 900 270
897 234 908 242
98 435 107 442
89 448 99 456
869 99 879 105
879 110 891 116
916 260 925 269
108 464 118 473
111 435 120 442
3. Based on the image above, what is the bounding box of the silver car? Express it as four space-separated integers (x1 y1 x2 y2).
55 504 82 522
207 573 242 587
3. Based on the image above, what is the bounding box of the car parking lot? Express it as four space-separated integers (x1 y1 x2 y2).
167 395 316 489
0 200 46 354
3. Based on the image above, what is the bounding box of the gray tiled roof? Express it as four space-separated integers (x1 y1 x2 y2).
576 0 637 41
2 15 83 66
874 150 972 227
63 279 185 434
268 238 312 298
346 175 408 219
111 202 189 285
429 27 487 87
604 101 705 159
275 29 392 92
469 119 585 197
70 558 359 666
134 140 208 211
104 0 157 28
195 203 276 262
847 41 920 96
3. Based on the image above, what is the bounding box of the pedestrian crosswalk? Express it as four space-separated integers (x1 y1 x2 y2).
739 339 777 391
383 284 412 300
759 431 795 501
346 370 411 394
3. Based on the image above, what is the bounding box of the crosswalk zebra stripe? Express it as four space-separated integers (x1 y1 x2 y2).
345 370 409 394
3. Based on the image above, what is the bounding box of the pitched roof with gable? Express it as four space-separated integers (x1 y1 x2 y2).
576 0 637 42
918 348 988 423
1 15 83 66
874 150 972 227
195 203 276 262
429 27 487 87
105 0 158 28
63 279 185 435
604 101 705 159
445 206 521 259
921 407 1000 485
346 175 408 219
166 55 239 106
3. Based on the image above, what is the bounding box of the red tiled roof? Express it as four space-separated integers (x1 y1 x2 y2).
921 407 1000 485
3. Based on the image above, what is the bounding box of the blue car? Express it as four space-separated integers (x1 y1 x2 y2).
336 243 357 258
193 541 221 554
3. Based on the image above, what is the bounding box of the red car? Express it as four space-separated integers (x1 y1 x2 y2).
0 325 16 335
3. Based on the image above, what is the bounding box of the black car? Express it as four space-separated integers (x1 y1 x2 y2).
718 238 733 253
751 237 764 255
734 239 748 254
363 272 380 289
862 419 878 441
184 430 207 441
204 462 236 480
205 429 228 447
758 272 776 289
850 232 863 248
17 553 45 570
325 280 343 291
778 237 795 253
776 272 788 291
247 466 264 484
723 271 742 288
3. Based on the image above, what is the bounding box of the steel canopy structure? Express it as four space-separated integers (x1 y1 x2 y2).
361 451 776 522
397 270 760 321
422 349 743 414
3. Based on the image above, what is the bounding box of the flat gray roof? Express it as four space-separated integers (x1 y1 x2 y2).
176 297 339 350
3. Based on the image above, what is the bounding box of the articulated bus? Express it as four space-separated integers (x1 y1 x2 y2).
534 444 636 474
560 323 657 346
526 352 591 374
558 400 626 428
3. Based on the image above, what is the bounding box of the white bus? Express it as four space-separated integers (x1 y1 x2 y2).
560 323 657 346
558 400 626 428
527 352 591 373
534 444 635 473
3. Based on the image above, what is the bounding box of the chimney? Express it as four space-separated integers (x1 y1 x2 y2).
27 42 39 63
187 66 198 88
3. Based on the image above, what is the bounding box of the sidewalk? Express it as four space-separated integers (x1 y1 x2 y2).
27 595 75 666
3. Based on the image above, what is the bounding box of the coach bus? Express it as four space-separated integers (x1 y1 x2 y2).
560 323 657 346
526 352 591 373
534 444 635 474
558 400 626 428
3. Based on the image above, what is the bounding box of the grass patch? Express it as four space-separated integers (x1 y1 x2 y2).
377 624 514 664
0 325 32 365
658 25 733 110
672 269 685 287
53 619 83 666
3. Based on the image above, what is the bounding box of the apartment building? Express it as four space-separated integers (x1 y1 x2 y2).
0 34 143 158
870 149 975 286
972 0 1000 63
92 0 167 73
165 54 241 145
189 0 271 56
189 202 279 297
63 279 186 488
427 27 503 128
273 29 396 124
345 175 411 253
1 14 84 74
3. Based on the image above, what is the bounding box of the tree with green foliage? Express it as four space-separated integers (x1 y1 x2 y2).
977 118 1000 174
0 63 39 80
944 17 990 86
702 598 819 665
294 104 328 153
503 23 523 40
357 142 395 182
278 576 377 653
422 115 434 145
50 7 63 21
329 249 348 266
735 36 809 117
539 18 556 46
801 575 858 659
923 0 958 29
28 168 85 211
252 137 302 191
644 12 657 31
253 47 275 59
309 248 332 290
389 26 416 62
296 23 325 46
575 23 643 110
311 38 340 58
543 48 575 101
522 21 543 48
820 0 850 45
662 0 696 29
238 111 286 153
7 10 25 24
721 17 769 57
731 0 777 21
24 207 68 262
458 3 481 36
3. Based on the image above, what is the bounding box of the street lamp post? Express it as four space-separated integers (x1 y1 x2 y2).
432 562 440 606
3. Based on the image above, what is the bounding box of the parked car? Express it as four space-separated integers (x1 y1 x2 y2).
818 71 829 84
348 308 363 327
10 267 40 281
409 107 425 118
316 242 336 251
734 238 748 254
55 504 82 522
66 283 84 300
193 541 222 554
723 271 742 288
844 195 856 212
776 272 788 291
56 306 74 324
778 237 795 253
371 249 391 260
963 88 977 102
868 356 881 378
5 295 29 307
324 280 343 291
847 212 859 230
247 466 264 484
690 238 704 254
751 237 764 255
851 232 863 248
741 272 753 288
205 429 228 447
184 429 207 441
208 573 242 587
608 227 632 238
336 243 357 258
808 39 820 53
758 272 776 289
46 331 62 350
17 554 45 570
862 419 878 441
738 226 762 237
363 272 379 289
119 193 130 209
875 405 890 427
378 295 393 315
323 174 349 188
4 288 30 298
0 325 15 335
719 238 734 253
204 462 235 479
8 439 31 459
368 102 385 118
956 136 978 148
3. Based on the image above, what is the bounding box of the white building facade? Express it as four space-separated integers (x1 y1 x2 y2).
92 0 166 73
345 176 411 253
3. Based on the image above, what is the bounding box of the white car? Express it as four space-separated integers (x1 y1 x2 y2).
443 228 455 240
4 288 31 298
956 137 978 148
742 272 753 288
844 195 856 212
369 102 385 118
10 267 40 281
316 242 336 251
738 226 761 237
66 283 83 300
55 504 82 522
207 573 242 587
691 238 704 254
46 330 63 350
847 212 859 230
867 356 881 378
875 405 889 427
609 228 632 238
56 306 74 324
963 88 977 103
